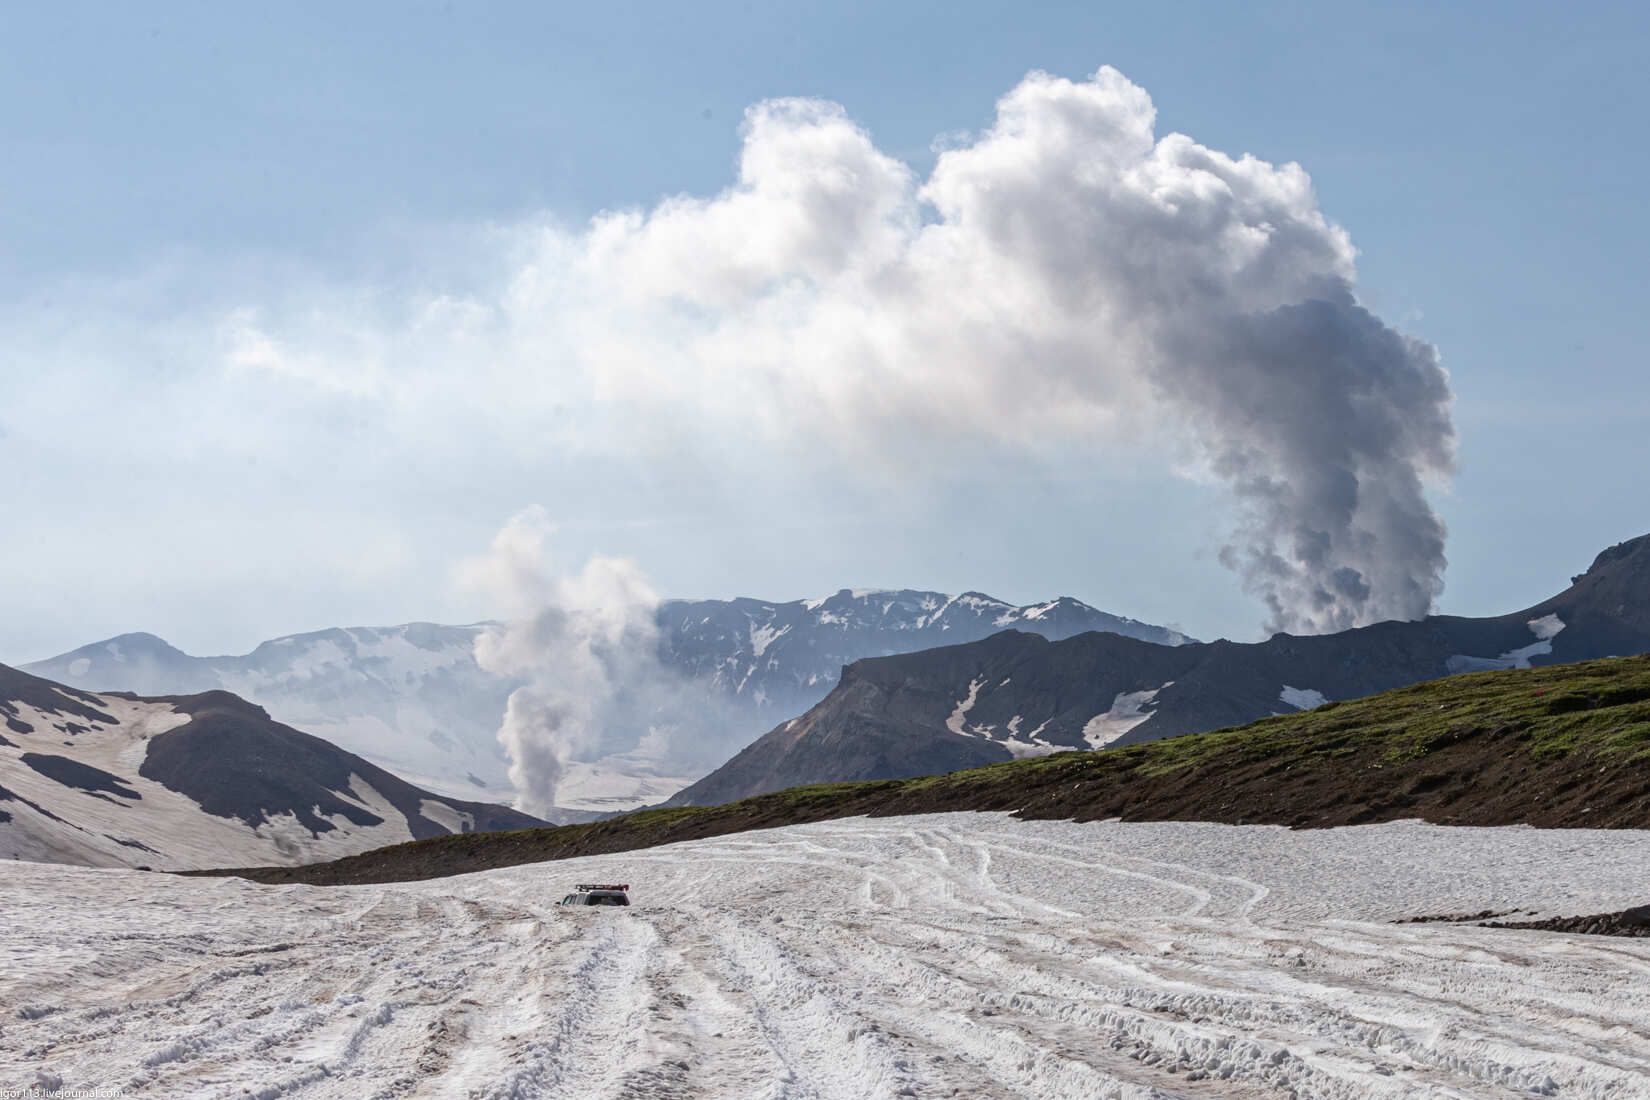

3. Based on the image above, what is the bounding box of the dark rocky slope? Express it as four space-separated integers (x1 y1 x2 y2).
135 689 541 839
0 663 541 868
674 533 1650 804
199 652 1650 885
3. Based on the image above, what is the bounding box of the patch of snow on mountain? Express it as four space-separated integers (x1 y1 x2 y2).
1001 739 1059 759
747 622 790 658
1448 614 1569 674
1279 685 1329 711
270 636 353 681
1529 613 1565 641
945 677 985 737
916 594 958 629
1498 614 1567 668
999 714 1058 758
1083 684 1171 748
418 799 474 835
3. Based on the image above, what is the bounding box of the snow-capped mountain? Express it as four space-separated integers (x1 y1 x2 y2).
671 533 1650 805
0 662 542 870
25 623 517 804
657 589 1188 723
24 591 1186 813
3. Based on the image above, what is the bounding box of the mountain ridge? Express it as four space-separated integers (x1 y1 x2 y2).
25 590 1187 812
198 652 1650 887
0 662 542 870
670 533 1650 804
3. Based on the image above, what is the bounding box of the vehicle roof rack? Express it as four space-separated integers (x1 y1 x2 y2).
575 883 629 892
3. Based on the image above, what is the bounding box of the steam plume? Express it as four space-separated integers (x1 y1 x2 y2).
235 65 1455 633
467 507 736 817
550 65 1456 631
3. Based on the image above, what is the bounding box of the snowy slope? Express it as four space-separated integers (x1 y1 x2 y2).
0 663 540 870
6 813 1650 1097
25 593 1185 812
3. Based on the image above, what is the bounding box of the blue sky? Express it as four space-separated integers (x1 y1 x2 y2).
2 2 1647 660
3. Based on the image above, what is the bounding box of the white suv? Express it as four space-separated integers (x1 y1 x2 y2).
559 883 631 907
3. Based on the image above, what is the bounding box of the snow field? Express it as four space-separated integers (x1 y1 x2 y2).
5 813 1650 1098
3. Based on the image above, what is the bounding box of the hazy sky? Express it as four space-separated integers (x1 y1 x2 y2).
3 1 1647 662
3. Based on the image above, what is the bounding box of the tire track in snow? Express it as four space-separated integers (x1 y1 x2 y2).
705 911 920 1099
453 913 658 1100
667 822 1650 1098
761 912 1211 1099
11 814 1650 1098
974 828 1272 923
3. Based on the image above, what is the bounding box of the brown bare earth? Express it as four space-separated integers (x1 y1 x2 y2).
193 653 1650 887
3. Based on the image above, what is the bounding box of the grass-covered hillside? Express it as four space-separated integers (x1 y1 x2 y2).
199 655 1650 886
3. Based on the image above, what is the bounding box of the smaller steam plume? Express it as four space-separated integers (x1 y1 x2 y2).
467 507 734 818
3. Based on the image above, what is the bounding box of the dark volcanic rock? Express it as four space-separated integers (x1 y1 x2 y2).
1490 904 1650 937
136 690 541 838
0 664 117 728
20 754 141 801
1 661 544 867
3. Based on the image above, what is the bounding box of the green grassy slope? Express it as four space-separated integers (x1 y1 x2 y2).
196 655 1650 886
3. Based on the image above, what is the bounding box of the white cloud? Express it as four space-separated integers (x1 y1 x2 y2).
483 66 1454 630
3 64 1454 640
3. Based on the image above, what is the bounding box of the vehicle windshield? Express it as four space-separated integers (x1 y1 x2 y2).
587 893 629 906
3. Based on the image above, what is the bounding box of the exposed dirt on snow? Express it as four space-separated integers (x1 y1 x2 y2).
1490 904 1650 937
7 814 1650 1098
